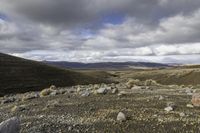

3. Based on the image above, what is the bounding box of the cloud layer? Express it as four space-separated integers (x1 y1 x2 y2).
0 0 200 63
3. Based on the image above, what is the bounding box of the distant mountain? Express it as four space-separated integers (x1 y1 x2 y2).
43 61 172 69
0 53 110 96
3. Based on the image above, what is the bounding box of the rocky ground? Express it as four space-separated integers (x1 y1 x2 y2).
1 79 200 133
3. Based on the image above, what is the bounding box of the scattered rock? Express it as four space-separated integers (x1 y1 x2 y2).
191 93 200 107
118 91 127 96
158 95 164 100
96 88 108 94
22 93 39 101
1 97 15 104
68 126 73 131
164 106 173 112
93 84 99 90
112 88 118 94
131 86 142 90
81 91 90 97
50 91 59 96
0 117 20 133
185 88 193 95
45 100 61 109
117 112 126 122
186 104 194 108
166 102 176 108
76 86 82 93
144 79 159 86
179 112 185 117
50 85 57 90
40 88 53 97
11 105 26 112
116 83 128 90
126 79 141 88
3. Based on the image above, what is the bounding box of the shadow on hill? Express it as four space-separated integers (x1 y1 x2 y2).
0 53 112 96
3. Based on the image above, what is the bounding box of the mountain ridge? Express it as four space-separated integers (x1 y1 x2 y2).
43 61 172 69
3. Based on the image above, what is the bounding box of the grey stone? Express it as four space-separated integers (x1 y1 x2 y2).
96 88 107 94
112 88 118 94
0 117 20 133
164 106 173 112
81 91 90 97
1 97 15 104
117 112 126 121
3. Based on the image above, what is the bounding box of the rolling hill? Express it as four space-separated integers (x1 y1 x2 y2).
0 53 111 96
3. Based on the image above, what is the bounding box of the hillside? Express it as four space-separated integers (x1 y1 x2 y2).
117 67 200 85
0 53 111 96
43 61 171 70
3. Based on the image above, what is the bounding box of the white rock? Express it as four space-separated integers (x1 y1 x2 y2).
186 104 194 108
164 106 173 112
81 91 90 97
0 117 20 133
158 96 164 100
131 86 142 90
118 91 127 96
96 88 107 94
117 112 126 121
112 88 118 94
179 112 185 117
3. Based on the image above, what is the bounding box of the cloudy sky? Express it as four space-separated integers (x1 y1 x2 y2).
0 0 200 63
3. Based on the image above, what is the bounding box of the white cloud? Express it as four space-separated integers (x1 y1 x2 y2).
1 0 200 63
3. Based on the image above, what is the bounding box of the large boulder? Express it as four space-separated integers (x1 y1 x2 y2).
0 117 20 133
191 93 200 107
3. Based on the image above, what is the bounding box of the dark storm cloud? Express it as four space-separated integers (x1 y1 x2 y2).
2 0 200 26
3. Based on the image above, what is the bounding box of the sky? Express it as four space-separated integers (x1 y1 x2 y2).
0 0 200 64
